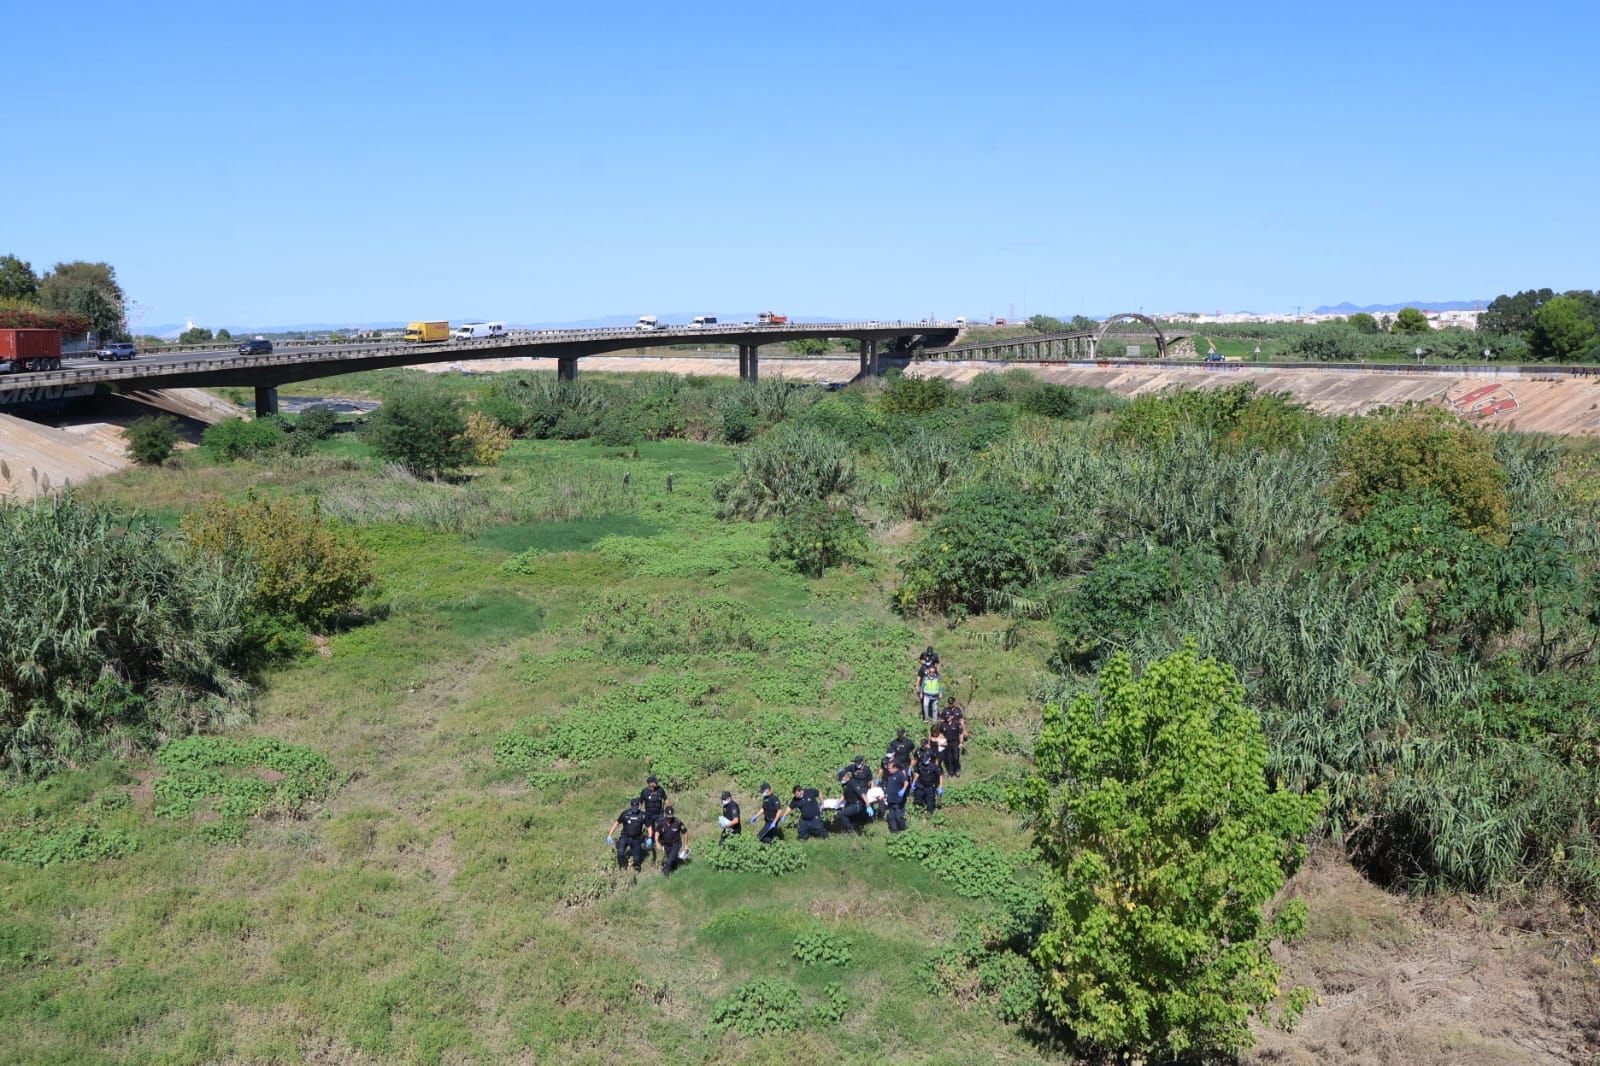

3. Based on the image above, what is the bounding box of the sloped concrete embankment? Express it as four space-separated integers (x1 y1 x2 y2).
0 388 245 500
908 363 1600 437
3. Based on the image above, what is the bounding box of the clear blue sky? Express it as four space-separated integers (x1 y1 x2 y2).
7 0 1596 328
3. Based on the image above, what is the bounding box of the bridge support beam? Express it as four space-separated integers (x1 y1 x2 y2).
254 386 278 418
739 344 759 383
858 339 879 376
557 356 578 382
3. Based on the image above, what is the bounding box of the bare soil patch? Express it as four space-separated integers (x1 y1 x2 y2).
1249 849 1600 1065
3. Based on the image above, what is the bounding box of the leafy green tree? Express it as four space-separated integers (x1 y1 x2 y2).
1068 314 1099 332
1027 314 1069 333
124 415 179 466
1012 647 1322 1060
178 326 215 346
1479 288 1554 335
216 328 232 341
366 390 471 477
0 254 39 302
1345 311 1379 333
39 261 125 338
785 337 831 355
1393 307 1431 334
1528 295 1598 361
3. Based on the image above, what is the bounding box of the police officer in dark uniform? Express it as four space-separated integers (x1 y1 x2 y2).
794 783 828 840
883 759 910 833
719 790 741 838
886 727 915 773
655 805 688 877
755 782 783 843
913 748 943 815
940 702 967 778
639 775 669 833
849 755 873 795
608 797 649 871
836 769 867 833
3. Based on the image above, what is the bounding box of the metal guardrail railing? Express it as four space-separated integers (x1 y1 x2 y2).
908 353 1600 381
0 321 961 392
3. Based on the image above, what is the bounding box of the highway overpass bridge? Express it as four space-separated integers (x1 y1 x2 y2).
0 320 959 416
921 313 1194 361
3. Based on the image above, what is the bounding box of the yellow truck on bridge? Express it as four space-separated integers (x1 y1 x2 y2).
404 321 450 343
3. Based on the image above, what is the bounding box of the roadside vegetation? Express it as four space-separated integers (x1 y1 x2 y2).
3 366 1598 1063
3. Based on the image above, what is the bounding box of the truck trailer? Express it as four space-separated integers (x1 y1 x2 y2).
404 321 450 343
0 329 63 372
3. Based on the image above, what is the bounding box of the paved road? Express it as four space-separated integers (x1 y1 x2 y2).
5 321 960 397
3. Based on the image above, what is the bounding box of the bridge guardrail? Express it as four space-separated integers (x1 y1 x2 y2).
2 322 962 392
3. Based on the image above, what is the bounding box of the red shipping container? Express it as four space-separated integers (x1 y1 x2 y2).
0 329 62 360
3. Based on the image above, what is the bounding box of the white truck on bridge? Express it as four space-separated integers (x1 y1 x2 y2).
453 322 507 340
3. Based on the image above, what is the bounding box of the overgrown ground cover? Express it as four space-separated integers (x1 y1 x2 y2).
4 368 1599 1063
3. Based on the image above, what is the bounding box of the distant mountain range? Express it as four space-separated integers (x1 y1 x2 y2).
1312 300 1489 314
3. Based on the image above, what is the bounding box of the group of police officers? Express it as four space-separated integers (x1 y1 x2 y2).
607 646 968 875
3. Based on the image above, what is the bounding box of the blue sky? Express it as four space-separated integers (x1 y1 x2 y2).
7 0 1596 327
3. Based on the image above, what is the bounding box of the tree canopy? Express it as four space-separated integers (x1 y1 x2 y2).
0 254 39 302
39 260 125 338
1013 647 1322 1058
1528 295 1599 361
1392 307 1431 335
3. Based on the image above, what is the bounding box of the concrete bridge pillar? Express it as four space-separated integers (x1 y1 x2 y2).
557 356 578 382
858 339 879 376
254 386 278 418
739 344 759 383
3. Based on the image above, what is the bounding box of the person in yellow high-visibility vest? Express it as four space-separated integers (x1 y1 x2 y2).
919 665 943 722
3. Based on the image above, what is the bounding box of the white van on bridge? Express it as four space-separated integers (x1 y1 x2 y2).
453 322 507 340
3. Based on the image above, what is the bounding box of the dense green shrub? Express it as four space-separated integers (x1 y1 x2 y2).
879 373 953 416
792 927 852 966
705 832 808 875
124 415 179 466
896 482 1059 614
593 410 641 447
482 375 611 439
1112 383 1318 451
882 429 963 520
0 497 249 777
183 495 375 634
202 417 283 461
715 423 858 519
1336 405 1509 540
1054 541 1220 667
795 391 885 448
294 404 339 440
0 820 138 867
1014 648 1322 1060
710 977 806 1035
367 390 472 477
769 499 864 577
1018 383 1123 420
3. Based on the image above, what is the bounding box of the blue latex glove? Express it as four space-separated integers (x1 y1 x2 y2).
606 835 615 846
644 838 654 849
937 786 944 796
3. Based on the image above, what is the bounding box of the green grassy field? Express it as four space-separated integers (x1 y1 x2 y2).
1 432 1061 1065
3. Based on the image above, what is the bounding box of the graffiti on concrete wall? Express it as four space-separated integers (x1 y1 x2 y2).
1447 382 1519 421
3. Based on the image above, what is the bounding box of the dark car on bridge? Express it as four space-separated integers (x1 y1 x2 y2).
238 337 274 355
